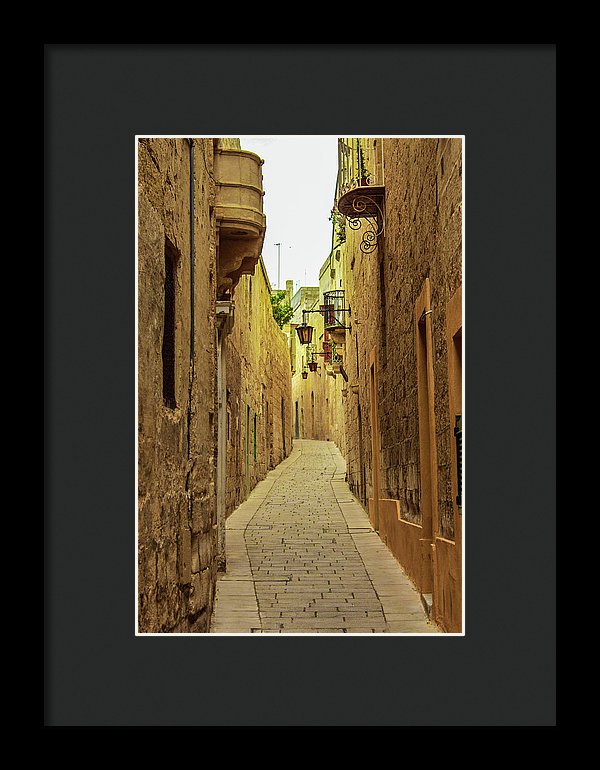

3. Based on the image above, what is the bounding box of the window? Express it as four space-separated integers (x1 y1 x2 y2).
162 238 178 409
454 412 462 508
446 286 463 526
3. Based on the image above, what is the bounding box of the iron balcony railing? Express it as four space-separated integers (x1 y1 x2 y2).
331 342 343 365
335 138 385 255
337 137 382 198
322 290 350 331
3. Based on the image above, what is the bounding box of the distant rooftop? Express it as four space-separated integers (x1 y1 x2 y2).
291 286 319 310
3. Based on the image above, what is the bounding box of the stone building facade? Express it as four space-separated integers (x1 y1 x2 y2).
223 259 293 520
328 137 463 632
137 137 292 633
290 285 321 440
289 275 346 449
318 250 348 459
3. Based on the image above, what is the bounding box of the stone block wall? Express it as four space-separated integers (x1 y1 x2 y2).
380 138 462 539
137 137 218 633
290 287 320 440
339 141 386 511
224 258 293 516
337 137 463 630
319 253 347 459
342 138 462 532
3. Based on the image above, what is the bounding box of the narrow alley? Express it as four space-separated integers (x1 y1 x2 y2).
137 136 463 635
210 440 438 634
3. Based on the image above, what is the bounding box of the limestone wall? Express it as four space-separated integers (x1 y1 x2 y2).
337 137 463 631
224 258 293 516
138 137 292 633
378 138 462 539
137 137 218 633
290 287 321 440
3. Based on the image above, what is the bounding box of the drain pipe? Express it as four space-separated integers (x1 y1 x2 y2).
189 138 195 363
185 138 195 534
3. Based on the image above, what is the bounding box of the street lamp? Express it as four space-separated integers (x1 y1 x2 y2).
296 321 314 345
295 308 323 345
294 291 352 347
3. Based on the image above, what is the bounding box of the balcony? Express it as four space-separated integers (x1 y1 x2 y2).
214 146 266 298
330 342 348 381
323 290 350 346
336 138 385 254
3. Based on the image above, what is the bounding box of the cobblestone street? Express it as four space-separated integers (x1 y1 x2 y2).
210 440 439 634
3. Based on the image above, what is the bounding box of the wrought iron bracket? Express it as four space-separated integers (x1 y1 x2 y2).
337 185 385 254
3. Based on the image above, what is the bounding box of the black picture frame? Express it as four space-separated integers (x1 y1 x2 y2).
44 43 556 727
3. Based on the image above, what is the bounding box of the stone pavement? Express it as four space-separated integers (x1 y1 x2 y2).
209 440 440 634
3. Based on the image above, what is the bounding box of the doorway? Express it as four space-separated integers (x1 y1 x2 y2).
358 402 366 506
415 277 438 593
245 403 251 496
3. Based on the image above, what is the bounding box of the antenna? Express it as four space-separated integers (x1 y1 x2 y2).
274 243 281 289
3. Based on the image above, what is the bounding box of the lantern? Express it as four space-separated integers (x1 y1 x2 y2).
296 323 314 345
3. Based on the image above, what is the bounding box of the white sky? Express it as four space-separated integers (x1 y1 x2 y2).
238 135 340 295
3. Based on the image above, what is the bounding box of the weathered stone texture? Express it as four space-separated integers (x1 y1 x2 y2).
339 157 385 510
342 138 462 539
137 138 218 633
224 259 293 516
336 138 462 631
139 138 291 631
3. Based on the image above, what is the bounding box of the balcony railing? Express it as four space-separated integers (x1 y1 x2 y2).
336 137 385 254
322 291 344 329
331 345 343 365
337 138 382 194
323 290 350 345
331 342 348 381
